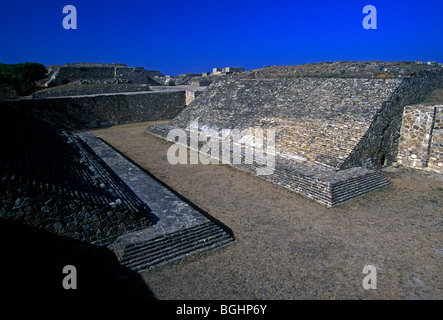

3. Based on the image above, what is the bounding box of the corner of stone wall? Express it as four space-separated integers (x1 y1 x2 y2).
185 90 203 106
341 70 443 170
428 106 443 169
398 104 442 171
397 104 436 168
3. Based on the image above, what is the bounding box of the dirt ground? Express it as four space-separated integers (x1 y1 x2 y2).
91 121 443 300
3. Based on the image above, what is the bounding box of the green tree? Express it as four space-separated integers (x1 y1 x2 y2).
0 62 47 97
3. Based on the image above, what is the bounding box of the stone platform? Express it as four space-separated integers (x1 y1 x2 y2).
77 133 234 271
146 71 443 207
0 105 234 272
147 124 390 207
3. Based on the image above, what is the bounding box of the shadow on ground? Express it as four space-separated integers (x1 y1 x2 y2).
0 218 156 299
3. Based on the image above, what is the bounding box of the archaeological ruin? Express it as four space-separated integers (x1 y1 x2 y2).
147 62 443 207
1 60 442 274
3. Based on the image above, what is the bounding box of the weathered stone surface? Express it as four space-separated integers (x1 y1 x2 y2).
234 60 443 80
170 77 402 168
77 132 235 271
343 71 443 169
398 104 443 171
40 63 164 87
32 83 151 98
147 69 443 206
1 91 187 130
0 104 234 271
0 106 153 245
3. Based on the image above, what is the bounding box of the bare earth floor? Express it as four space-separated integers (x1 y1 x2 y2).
91 121 443 300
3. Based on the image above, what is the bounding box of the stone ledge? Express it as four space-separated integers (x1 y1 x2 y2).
146 123 390 207
78 132 235 271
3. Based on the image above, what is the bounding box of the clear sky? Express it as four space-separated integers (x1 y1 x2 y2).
0 0 442 76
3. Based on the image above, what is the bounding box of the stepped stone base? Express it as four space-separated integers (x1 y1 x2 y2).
77 133 234 271
111 222 233 272
147 124 390 207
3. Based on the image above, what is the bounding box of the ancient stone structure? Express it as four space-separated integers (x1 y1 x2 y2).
31 83 151 98
212 67 245 75
147 69 443 207
430 108 443 169
235 60 443 80
397 104 443 171
169 67 245 87
0 106 154 245
79 133 234 271
1 88 201 130
0 105 234 271
2 60 442 274
41 63 164 87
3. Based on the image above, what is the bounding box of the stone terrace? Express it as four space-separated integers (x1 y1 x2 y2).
147 68 443 207
0 105 234 271
0 106 153 245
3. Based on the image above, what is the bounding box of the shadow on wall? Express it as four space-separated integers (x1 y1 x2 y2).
0 218 156 300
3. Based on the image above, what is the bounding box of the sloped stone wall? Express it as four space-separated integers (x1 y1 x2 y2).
171 77 402 169
0 106 154 246
342 70 443 169
148 69 443 206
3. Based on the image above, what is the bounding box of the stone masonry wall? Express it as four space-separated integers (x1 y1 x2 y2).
54 66 114 84
32 84 151 98
148 69 442 206
185 90 203 105
171 77 402 169
429 107 443 169
1 91 187 130
47 64 162 86
397 105 443 170
169 70 442 170
397 105 435 168
341 70 443 169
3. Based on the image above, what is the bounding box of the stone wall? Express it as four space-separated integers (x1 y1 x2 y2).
342 70 443 169
32 84 151 98
147 122 391 207
0 105 234 269
429 107 443 169
45 63 163 86
55 65 114 83
185 90 203 105
170 77 403 169
147 69 443 206
1 91 187 130
397 104 443 170
0 106 154 246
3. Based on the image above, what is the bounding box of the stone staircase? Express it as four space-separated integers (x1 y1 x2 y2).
111 222 234 272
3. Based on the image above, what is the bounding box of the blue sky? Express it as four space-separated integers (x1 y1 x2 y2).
0 0 442 76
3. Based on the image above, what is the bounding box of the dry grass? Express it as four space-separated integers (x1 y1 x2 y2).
91 121 443 300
